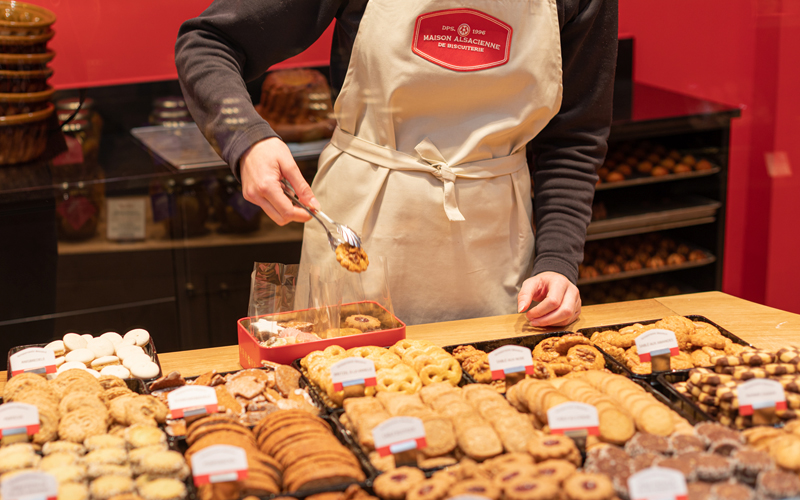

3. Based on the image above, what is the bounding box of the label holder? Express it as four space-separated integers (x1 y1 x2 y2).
372 417 428 467
488 345 534 389
167 386 219 420
635 329 680 372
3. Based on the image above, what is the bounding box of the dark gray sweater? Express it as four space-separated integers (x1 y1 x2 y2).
175 0 617 284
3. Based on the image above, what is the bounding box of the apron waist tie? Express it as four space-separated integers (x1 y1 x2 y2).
329 127 527 222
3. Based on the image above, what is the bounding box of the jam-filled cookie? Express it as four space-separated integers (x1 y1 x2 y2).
562 473 615 500
527 435 580 466
503 477 560 500
336 243 369 272
344 314 382 332
373 467 426 500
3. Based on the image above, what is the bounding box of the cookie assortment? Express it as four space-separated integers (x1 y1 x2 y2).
301 340 463 408
254 313 387 347
147 365 318 436
36 328 160 380
588 315 748 375
579 234 711 280
452 334 608 393
0 372 188 500
671 346 800 429
597 140 715 185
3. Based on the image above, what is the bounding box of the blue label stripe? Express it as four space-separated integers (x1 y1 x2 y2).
649 348 672 357
503 366 525 375
342 379 366 388
389 440 417 454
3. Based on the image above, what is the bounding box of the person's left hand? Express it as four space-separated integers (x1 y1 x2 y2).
517 271 581 327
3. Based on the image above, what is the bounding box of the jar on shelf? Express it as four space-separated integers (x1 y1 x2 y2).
56 97 103 149
150 96 192 127
217 174 262 233
55 181 101 241
163 177 210 238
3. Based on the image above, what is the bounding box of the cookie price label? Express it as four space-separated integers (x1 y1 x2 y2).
9 348 56 377
547 402 600 436
628 466 688 500
0 403 40 438
191 444 249 486
1 471 58 500
738 379 787 415
635 329 680 362
372 417 427 457
488 345 535 380
330 358 377 392
167 386 218 419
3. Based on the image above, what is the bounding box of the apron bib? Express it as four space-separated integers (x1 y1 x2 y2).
297 0 562 325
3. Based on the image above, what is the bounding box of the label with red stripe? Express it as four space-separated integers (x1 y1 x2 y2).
167 386 218 419
9 348 56 377
635 329 680 363
373 417 427 458
191 445 249 486
488 345 534 381
330 358 378 392
0 471 58 500
547 402 600 436
0 403 40 438
628 467 688 500
738 379 787 416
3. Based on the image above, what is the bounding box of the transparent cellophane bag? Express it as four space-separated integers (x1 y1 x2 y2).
247 257 398 343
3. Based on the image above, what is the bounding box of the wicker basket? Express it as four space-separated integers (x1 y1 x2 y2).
0 49 54 70
0 87 53 115
0 1 56 37
0 102 53 164
0 29 54 54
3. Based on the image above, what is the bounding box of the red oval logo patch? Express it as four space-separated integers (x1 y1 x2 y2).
412 9 513 72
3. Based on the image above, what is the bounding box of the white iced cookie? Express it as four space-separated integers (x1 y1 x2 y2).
124 329 150 347
86 338 115 358
65 348 95 366
91 356 120 371
100 332 123 346
57 361 89 374
100 365 130 379
55 356 66 367
63 333 87 352
122 353 152 369
81 333 94 343
128 360 159 379
115 344 145 360
86 369 101 378
45 340 65 357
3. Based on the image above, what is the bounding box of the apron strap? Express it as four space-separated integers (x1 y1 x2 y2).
329 127 527 222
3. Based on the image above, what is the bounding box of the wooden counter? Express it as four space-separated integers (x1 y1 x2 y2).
3 292 799 392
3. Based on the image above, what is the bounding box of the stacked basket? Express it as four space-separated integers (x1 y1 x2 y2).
0 0 56 165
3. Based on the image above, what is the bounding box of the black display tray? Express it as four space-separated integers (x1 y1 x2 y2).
441 330 637 385
577 315 753 382
655 371 717 425
6 336 163 383
292 350 473 414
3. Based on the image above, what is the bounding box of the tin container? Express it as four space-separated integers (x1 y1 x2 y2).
238 301 406 367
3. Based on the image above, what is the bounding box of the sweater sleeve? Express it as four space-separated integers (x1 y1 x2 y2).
175 0 343 177
529 0 617 284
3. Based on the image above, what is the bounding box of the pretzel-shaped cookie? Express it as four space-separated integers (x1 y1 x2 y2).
418 357 462 387
390 339 435 357
376 365 422 395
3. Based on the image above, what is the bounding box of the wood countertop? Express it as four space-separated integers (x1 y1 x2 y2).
3 292 799 392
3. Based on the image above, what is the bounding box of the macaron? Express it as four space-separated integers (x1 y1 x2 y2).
122 353 152 369
115 344 145 360
63 333 87 352
128 360 159 379
124 329 150 347
65 348 95 366
100 365 131 379
91 356 120 371
100 332 123 346
45 340 65 357
86 338 115 358
57 361 89 374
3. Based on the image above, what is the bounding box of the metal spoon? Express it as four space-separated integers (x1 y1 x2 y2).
280 179 363 251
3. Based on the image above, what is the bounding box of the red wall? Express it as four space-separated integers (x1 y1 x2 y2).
620 0 800 314
36 1 800 313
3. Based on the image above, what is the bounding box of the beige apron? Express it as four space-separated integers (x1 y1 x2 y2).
298 0 563 325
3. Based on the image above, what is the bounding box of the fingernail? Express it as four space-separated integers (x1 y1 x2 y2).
517 303 524 313
310 197 321 210
529 320 539 327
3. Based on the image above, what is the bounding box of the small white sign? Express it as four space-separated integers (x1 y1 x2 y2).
330 358 378 392
167 386 218 419
488 345 534 380
547 402 600 436
9 348 56 377
372 416 427 457
191 444 249 486
107 197 147 241
628 467 688 500
738 378 787 416
0 403 40 438
1 471 58 500
635 329 680 362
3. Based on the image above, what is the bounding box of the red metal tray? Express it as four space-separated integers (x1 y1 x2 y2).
238 301 406 367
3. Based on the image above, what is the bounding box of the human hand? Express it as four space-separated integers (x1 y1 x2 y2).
517 271 581 327
240 137 319 225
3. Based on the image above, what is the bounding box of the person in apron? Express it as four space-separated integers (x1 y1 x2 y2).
176 0 616 326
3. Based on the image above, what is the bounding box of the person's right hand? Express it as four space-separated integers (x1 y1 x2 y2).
240 137 320 225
